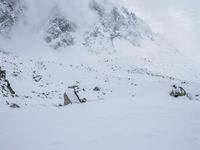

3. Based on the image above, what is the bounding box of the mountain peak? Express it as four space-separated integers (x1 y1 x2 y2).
0 0 24 37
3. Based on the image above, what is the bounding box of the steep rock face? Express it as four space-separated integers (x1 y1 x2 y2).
84 0 153 53
0 67 16 97
0 0 24 37
44 8 77 50
0 79 16 97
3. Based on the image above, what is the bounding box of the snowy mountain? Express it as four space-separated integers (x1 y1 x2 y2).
0 0 200 150
0 0 24 37
44 7 77 49
84 1 153 52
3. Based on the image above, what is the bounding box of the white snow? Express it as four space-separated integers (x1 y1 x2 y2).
0 92 200 150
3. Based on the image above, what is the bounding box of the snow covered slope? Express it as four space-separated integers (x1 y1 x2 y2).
0 0 200 150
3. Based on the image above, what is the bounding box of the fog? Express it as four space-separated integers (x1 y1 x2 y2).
2 0 200 62
22 0 98 30
112 0 200 62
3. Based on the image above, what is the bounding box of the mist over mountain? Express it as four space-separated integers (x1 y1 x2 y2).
1 0 154 50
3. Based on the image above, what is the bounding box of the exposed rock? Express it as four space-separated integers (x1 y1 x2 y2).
6 101 20 108
44 7 77 49
0 0 24 37
170 85 186 98
0 67 6 79
0 69 16 97
32 75 42 82
10 103 20 108
64 92 72 105
5 79 15 95
32 71 42 82
84 0 153 53
80 98 87 103
93 86 100 91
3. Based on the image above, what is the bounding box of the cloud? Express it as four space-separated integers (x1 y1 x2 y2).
22 0 98 31
112 0 200 62
5 0 200 62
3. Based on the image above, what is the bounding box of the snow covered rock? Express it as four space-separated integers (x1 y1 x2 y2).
0 66 16 97
170 85 186 98
0 78 16 97
44 7 77 50
5 101 20 108
93 86 100 91
0 0 24 37
84 0 153 53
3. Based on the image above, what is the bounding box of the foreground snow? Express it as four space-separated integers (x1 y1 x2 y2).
0 94 200 150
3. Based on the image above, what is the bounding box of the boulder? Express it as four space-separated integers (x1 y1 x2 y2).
93 86 100 91
170 85 186 98
10 103 20 108
64 92 72 105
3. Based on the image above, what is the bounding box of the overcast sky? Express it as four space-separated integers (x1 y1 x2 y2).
113 0 200 61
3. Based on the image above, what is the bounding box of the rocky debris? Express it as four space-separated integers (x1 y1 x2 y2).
127 67 175 80
0 54 23 79
169 85 194 100
0 68 16 97
6 101 20 108
32 74 42 82
12 70 21 77
32 71 42 82
170 85 186 98
0 79 16 97
23 95 32 99
93 86 100 91
10 103 20 108
0 67 6 79
44 7 77 49
0 0 24 37
84 0 153 52
31 90 59 99
5 79 15 95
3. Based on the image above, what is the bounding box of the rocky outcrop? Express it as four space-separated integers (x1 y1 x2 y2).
32 71 42 82
84 0 153 53
170 85 186 98
169 85 194 100
0 0 24 37
0 67 16 97
64 92 72 105
6 101 20 108
44 8 77 49
0 67 6 79
93 86 100 91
